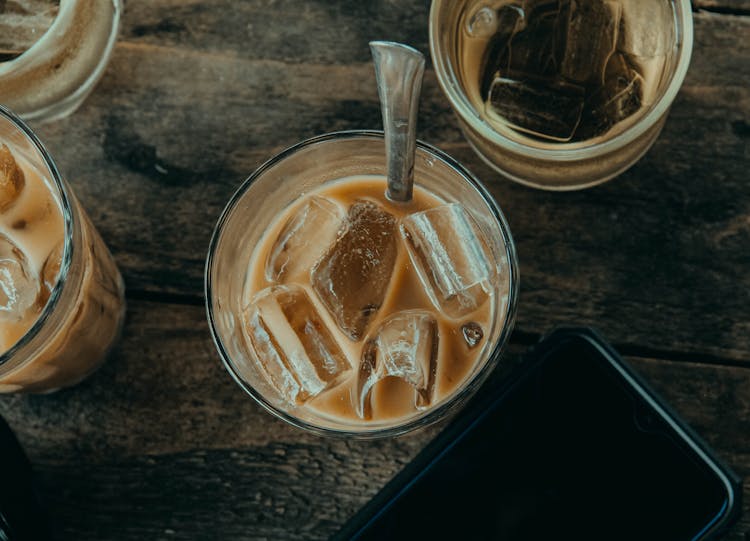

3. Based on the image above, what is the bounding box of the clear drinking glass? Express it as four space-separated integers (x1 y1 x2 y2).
0 0 122 123
429 0 694 190
0 106 125 392
206 131 519 438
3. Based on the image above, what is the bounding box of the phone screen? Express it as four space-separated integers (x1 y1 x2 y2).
349 335 735 540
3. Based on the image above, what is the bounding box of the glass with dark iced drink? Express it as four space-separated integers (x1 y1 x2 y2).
430 0 694 190
0 106 125 393
206 131 518 437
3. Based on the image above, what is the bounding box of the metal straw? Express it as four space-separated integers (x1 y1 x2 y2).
370 41 425 203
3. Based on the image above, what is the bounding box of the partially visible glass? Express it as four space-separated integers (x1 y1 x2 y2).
0 105 125 393
429 0 693 190
0 0 121 123
206 131 519 438
0 413 50 539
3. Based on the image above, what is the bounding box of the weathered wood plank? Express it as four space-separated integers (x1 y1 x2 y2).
118 0 432 65
116 0 750 61
694 0 750 13
27 439 750 541
20 11 748 361
0 301 746 539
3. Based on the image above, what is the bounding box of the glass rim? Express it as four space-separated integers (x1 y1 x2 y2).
428 0 694 161
205 129 520 439
0 0 122 123
0 105 75 371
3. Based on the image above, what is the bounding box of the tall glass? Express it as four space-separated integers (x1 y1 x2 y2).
0 106 125 392
206 131 519 438
429 0 694 190
0 0 122 123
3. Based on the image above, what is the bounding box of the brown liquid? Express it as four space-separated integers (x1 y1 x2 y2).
458 0 677 143
244 176 494 424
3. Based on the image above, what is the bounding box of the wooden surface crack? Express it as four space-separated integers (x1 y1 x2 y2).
692 5 750 17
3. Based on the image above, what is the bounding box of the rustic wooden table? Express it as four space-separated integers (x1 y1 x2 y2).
1 0 748 539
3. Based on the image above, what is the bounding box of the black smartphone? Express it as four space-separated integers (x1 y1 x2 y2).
334 328 742 541
0 415 50 541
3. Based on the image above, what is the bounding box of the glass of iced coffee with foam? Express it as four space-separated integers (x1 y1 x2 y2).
0 105 125 393
206 131 518 437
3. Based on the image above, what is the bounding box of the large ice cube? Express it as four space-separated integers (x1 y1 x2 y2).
479 5 526 97
312 199 398 341
401 204 493 319
628 53 668 106
486 76 584 142
0 144 25 211
561 0 621 84
578 52 644 139
618 0 675 58
265 196 344 283
506 3 565 79
243 284 350 405
0 234 39 320
355 310 439 419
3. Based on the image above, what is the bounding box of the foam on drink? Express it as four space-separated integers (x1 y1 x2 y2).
243 177 497 424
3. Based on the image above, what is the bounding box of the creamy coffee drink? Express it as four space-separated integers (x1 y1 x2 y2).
243 176 497 423
0 143 64 350
0 139 124 393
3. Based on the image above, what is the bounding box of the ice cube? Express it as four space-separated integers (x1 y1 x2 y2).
312 199 398 341
618 0 675 58
561 0 621 84
401 204 493 319
462 322 484 349
0 144 25 211
265 196 344 283
479 5 526 97
486 76 584 142
506 3 566 80
354 310 439 419
599 53 644 122
243 284 350 405
628 53 668 106
579 53 644 139
0 234 39 320
465 5 499 39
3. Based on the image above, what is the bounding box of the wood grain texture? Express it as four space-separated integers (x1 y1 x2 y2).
0 301 747 540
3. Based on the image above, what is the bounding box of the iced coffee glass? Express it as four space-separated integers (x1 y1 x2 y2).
0 0 122 122
0 106 125 393
206 131 518 438
430 0 694 190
